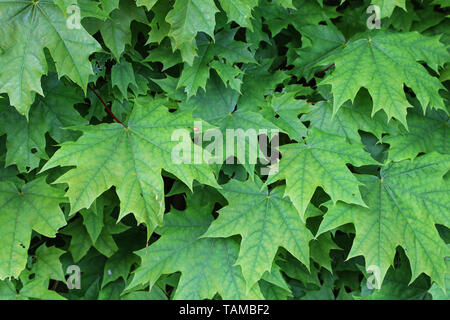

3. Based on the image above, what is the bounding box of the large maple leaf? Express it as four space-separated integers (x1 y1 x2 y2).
42 97 218 234
204 178 313 290
266 128 377 219
127 191 263 299
321 31 448 126
0 0 101 117
0 177 66 280
318 153 450 287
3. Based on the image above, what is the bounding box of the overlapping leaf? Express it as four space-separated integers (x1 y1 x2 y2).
0 177 66 279
321 31 448 126
128 191 263 299
42 97 218 234
266 128 377 218
318 153 450 287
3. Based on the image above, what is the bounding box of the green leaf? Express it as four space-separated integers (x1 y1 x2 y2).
0 104 48 173
267 128 377 219
301 96 392 143
111 58 137 98
208 109 282 178
178 28 255 97
100 0 147 61
267 92 312 141
371 0 406 18
42 97 218 234
322 31 448 126
128 191 263 299
166 0 219 65
217 0 258 29
384 109 449 161
204 178 313 290
358 251 430 300
318 153 450 287
33 245 66 282
0 0 101 116
0 177 66 279
291 25 345 80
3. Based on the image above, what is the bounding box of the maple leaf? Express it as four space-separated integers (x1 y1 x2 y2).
145 0 171 45
61 211 129 262
18 245 67 300
321 30 448 126
178 28 255 97
99 0 148 61
266 128 377 219
357 250 430 300
42 97 218 234
0 75 87 173
218 0 259 29
166 0 219 65
238 64 290 112
384 108 449 161
180 72 240 120
371 0 406 18
0 177 66 280
266 92 312 142
0 103 48 173
208 109 283 178
301 92 393 143
127 190 263 299
317 153 450 287
259 0 340 37
101 251 139 289
0 0 101 116
111 58 138 98
291 25 345 80
0 0 448 301
203 178 313 290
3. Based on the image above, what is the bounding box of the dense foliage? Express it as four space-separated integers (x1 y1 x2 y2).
0 0 449 300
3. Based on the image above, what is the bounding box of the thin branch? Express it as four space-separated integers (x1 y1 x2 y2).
317 63 335 74
88 84 125 126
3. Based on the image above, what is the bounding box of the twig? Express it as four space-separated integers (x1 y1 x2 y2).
88 84 125 126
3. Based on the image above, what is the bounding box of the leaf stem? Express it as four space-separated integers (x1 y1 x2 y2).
319 63 335 74
88 84 125 126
